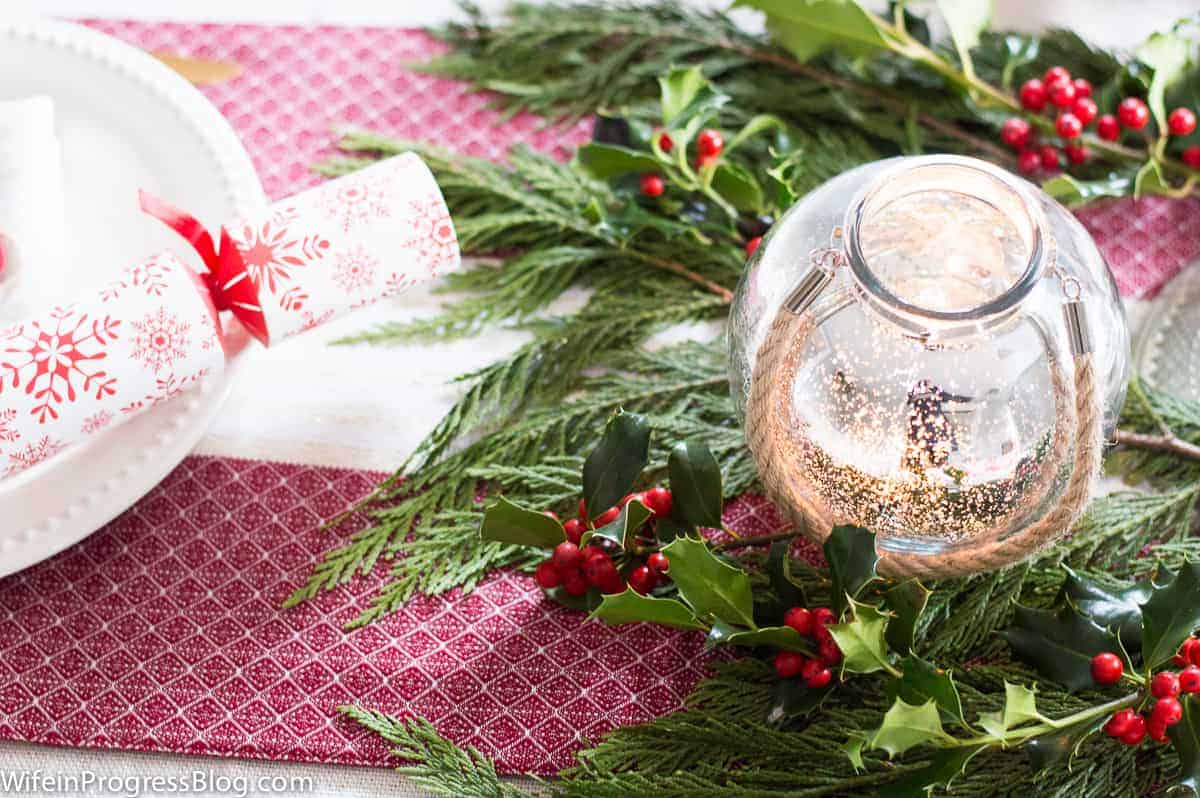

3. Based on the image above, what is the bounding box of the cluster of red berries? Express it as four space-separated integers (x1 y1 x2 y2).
772 605 842 689
533 488 675 596
1095 637 1200 745
640 128 725 198
1004 65 1200 174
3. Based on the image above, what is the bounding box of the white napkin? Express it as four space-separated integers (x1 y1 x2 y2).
0 95 67 320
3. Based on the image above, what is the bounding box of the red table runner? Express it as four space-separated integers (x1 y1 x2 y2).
1 19 1199 777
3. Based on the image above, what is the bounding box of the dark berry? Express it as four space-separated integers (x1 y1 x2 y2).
1152 670 1181 699
774 650 805 679
1072 78 1093 99
643 487 673 517
1184 146 1200 169
646 552 670 575
1153 697 1184 727
1039 144 1061 171
745 236 763 257
783 606 814 637
1048 80 1076 109
805 667 833 689
1097 114 1120 141
1181 666 1200 693
1017 148 1041 174
1105 708 1137 738
1120 714 1146 745
1091 652 1124 685
657 130 674 153
1000 117 1032 150
1118 97 1150 130
553 541 583 571
1056 112 1083 140
640 173 665 198
535 561 562 589
1043 66 1071 85
563 518 585 545
1169 107 1197 136
1065 144 1089 165
696 129 724 158
1019 79 1047 112
1072 97 1098 126
628 565 657 594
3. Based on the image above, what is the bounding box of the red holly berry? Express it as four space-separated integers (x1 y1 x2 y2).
646 551 670 575
800 658 823 681
696 129 724 158
578 498 588 520
594 506 620 527
1043 66 1071 86
657 130 674 153
535 560 562 589
1120 714 1147 745
643 487 673 517
805 667 833 689
784 606 814 637
562 569 588 596
812 607 837 628
1152 670 1182 699
544 510 560 522
1184 146 1200 169
1039 145 1061 171
1056 112 1083 140
1169 107 1197 136
1065 144 1089 165
745 236 763 258
1072 78 1093 99
1049 80 1076 109
628 564 657 595
1019 79 1047 112
563 518 585 545
1104 708 1137 738
818 638 842 666
1118 97 1150 130
1000 117 1032 150
640 173 665 198
1017 148 1041 174
1072 97 1098 126
774 650 805 679
1096 114 1121 141
1153 697 1184 727
1148 717 1170 743
1181 666 1200 693
553 541 584 571
583 550 615 584
1090 652 1124 685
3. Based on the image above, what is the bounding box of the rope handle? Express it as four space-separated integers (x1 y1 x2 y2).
744 250 1102 579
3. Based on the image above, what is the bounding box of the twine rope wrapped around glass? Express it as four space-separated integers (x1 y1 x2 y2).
733 156 1124 578
0 153 459 481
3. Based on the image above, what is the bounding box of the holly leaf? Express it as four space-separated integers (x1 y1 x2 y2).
724 113 786 154
1135 30 1192 131
1000 604 1121 692
828 598 891 675
1141 560 1200 669
544 585 602 612
711 163 764 213
591 589 705 630
766 679 833 725
767 540 806 610
478 496 565 547
1026 715 1106 772
582 410 650 519
1134 159 1173 200
735 0 893 63
866 698 955 758
668 440 724 528
657 66 729 145
658 65 707 125
1042 172 1133 207
824 525 878 615
1169 694 1200 796
878 745 986 798
582 499 653 550
661 537 756 627
978 682 1047 739
936 0 991 74
885 655 966 726
707 620 816 654
884 579 931 654
576 142 662 180
1062 565 1152 649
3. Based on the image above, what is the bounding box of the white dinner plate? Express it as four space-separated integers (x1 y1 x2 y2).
0 19 263 577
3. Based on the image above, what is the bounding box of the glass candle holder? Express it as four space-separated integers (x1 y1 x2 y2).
729 155 1129 578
